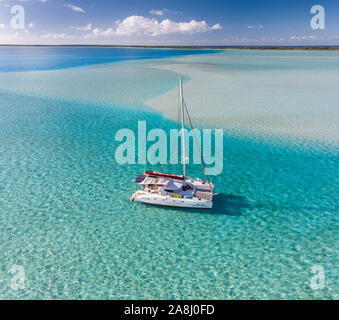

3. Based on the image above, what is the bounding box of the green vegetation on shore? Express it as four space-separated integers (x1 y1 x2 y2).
0 44 338 50
117 45 339 50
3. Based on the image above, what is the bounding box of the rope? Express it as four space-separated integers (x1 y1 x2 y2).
174 80 182 175
183 100 212 192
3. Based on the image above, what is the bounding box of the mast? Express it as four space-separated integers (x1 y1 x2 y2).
179 77 186 179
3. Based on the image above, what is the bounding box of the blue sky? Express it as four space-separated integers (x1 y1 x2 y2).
0 0 338 45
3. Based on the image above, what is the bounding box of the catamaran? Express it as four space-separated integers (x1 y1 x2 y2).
131 77 215 209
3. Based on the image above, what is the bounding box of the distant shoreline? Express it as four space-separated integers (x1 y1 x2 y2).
0 44 339 50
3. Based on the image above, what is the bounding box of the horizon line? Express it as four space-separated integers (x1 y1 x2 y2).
0 44 339 50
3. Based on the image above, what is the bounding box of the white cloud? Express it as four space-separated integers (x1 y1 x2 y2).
85 27 114 38
0 24 5 29
40 32 75 40
150 8 182 16
248 25 264 29
0 32 21 42
64 3 85 13
150 9 164 16
27 22 34 28
86 15 222 38
41 33 66 39
71 23 92 31
210 23 222 30
289 35 319 40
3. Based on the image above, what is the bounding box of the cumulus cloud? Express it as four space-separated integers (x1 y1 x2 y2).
210 23 222 30
71 23 92 31
85 27 114 38
150 9 164 16
40 32 75 40
0 32 21 42
86 15 222 38
64 3 85 13
150 9 183 16
289 35 318 40
41 33 66 39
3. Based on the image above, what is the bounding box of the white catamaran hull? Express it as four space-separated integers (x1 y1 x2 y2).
131 192 212 209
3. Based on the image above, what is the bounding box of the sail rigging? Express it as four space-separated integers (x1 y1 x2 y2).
179 76 212 191
179 77 186 179
131 77 215 209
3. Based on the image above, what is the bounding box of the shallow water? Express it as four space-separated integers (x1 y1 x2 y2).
0 48 338 299
147 50 339 143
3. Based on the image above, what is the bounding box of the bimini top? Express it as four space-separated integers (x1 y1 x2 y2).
162 179 184 192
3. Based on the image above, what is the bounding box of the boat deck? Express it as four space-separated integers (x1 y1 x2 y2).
195 190 213 200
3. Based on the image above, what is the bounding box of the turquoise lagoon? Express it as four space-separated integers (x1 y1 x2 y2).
0 47 338 299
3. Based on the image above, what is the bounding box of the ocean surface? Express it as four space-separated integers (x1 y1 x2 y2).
0 46 219 72
0 47 338 299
